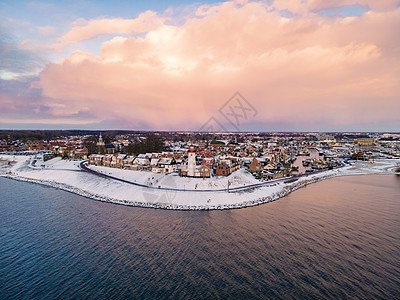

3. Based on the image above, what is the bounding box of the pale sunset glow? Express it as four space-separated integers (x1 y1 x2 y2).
1 0 399 131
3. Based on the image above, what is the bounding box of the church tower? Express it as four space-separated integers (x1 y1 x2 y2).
97 133 105 154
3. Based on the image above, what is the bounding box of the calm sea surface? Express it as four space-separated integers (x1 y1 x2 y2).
1 175 399 299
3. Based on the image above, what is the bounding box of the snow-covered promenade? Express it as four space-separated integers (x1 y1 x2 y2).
1 155 399 210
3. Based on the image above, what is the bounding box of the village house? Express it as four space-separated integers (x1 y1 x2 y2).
248 157 261 172
111 154 126 168
202 157 214 169
200 164 211 178
122 155 135 169
58 145 75 157
73 148 88 159
215 164 229 176
262 168 290 180
263 162 275 171
88 154 104 166
103 154 114 167
150 157 159 169
27 140 48 151
157 157 176 173
132 156 150 171
215 156 242 176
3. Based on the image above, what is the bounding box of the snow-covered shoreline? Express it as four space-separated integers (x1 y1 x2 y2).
1 155 399 210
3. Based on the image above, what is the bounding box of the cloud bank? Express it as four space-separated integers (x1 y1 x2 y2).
5 0 400 130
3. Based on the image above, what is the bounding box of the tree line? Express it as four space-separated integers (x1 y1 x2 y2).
83 133 164 155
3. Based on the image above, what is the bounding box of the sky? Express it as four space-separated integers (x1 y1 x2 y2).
1 0 399 132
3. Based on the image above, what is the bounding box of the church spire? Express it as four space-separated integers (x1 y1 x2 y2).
98 132 103 144
97 132 105 154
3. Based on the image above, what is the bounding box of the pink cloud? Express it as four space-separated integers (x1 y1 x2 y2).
308 0 400 12
273 0 400 14
54 11 166 49
38 26 56 36
32 1 400 130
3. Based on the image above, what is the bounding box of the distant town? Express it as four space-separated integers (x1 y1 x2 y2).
1 131 399 181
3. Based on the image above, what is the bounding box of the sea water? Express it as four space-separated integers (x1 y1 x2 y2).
1 175 399 299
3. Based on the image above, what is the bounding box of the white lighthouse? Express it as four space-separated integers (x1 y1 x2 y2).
187 146 196 177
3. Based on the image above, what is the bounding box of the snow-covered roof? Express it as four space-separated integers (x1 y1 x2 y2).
150 158 159 165
158 157 174 165
123 156 135 162
134 157 150 165
75 149 88 153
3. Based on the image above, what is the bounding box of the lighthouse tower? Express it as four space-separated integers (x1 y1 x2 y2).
188 146 196 177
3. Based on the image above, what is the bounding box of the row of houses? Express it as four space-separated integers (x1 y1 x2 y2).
89 153 178 173
88 151 247 177
88 150 293 179
50 146 89 159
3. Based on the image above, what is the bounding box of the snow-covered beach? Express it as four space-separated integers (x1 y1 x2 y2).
1 155 399 210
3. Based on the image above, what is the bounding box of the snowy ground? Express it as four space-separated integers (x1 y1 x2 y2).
1 155 399 210
89 164 258 190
